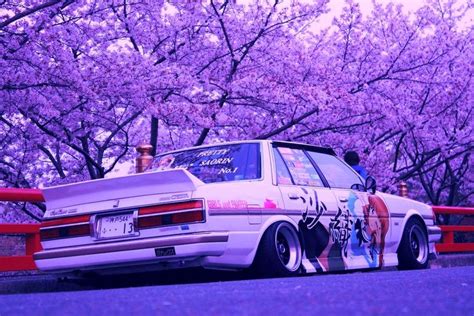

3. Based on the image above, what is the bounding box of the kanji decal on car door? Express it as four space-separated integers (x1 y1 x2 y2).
297 187 329 272
296 187 350 272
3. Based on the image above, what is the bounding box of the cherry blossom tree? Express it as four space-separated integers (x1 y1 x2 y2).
319 0 474 205
0 0 472 222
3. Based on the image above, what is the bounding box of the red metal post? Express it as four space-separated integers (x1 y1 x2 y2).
26 230 43 255
0 224 41 234
0 188 44 202
0 257 37 271
436 243 474 253
432 206 474 215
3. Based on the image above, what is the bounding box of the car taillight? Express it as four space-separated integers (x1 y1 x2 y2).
40 215 91 240
40 224 91 240
40 228 60 240
171 211 203 224
138 215 163 229
41 215 91 228
138 200 203 216
137 200 205 230
40 200 205 239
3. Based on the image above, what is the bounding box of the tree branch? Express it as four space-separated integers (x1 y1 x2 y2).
0 0 72 29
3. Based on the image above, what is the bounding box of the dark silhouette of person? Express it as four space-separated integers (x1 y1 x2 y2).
344 151 368 179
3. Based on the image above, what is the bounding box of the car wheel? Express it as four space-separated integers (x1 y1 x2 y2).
397 218 429 270
253 222 302 277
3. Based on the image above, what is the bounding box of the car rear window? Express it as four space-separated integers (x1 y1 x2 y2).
150 143 261 183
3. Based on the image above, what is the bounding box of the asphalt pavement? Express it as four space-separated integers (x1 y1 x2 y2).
0 264 473 316
430 253 474 269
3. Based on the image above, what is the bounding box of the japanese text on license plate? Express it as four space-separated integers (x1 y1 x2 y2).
98 213 136 239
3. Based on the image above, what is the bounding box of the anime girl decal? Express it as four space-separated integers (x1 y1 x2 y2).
364 195 389 267
348 192 389 267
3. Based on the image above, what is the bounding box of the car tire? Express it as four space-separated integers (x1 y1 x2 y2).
397 218 429 270
253 221 302 277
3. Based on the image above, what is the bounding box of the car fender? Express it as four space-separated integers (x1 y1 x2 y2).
394 209 427 251
246 215 300 264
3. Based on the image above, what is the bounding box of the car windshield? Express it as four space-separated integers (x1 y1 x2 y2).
150 143 261 183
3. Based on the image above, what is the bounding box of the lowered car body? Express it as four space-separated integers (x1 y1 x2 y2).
34 140 441 276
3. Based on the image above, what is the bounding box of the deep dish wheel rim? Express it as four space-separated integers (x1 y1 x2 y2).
409 225 428 264
274 223 301 272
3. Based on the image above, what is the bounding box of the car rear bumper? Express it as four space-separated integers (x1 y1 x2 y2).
34 232 229 272
428 225 442 243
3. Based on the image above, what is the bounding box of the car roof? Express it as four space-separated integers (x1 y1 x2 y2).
155 140 336 157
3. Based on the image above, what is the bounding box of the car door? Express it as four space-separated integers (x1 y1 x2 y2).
272 145 345 273
307 151 390 269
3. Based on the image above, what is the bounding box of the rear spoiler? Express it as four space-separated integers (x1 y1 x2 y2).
42 169 204 210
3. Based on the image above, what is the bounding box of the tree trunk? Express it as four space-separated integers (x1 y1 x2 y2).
150 116 159 156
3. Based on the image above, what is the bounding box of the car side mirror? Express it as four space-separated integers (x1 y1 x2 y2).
350 183 365 192
365 176 377 194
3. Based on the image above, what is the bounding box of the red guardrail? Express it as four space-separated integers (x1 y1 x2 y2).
0 224 42 271
0 188 45 203
0 188 44 272
432 206 474 253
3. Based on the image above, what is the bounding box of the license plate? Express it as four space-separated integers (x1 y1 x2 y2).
155 247 176 257
98 213 136 239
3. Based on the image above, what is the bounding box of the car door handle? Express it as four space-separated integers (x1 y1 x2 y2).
288 193 299 200
339 197 348 202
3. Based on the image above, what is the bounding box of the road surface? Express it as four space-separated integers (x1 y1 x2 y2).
0 266 473 315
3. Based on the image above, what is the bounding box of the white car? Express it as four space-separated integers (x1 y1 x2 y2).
34 140 441 276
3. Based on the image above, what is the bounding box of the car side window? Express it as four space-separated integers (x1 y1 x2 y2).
276 147 324 187
307 151 363 189
273 148 293 185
